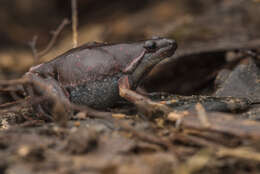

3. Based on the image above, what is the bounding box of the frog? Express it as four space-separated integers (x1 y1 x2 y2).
23 37 177 120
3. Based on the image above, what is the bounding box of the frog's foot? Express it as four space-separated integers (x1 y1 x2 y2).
24 73 71 122
118 76 172 119
33 104 53 122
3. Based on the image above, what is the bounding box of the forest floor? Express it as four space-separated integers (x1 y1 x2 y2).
1 0 260 173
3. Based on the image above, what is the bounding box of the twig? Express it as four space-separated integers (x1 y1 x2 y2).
0 78 29 86
174 149 212 174
173 112 260 140
0 99 28 111
28 36 38 65
119 86 172 118
0 95 50 114
119 120 171 149
28 19 70 64
195 103 210 128
168 111 189 130
217 147 260 162
37 19 70 57
71 0 78 48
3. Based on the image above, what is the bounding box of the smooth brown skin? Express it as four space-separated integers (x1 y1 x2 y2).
24 37 177 120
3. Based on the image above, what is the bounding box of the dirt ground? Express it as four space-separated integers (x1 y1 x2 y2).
1 0 260 174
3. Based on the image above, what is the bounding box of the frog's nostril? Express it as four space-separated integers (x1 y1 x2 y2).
165 39 177 50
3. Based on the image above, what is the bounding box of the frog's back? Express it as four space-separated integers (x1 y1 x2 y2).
34 41 144 88
51 43 121 87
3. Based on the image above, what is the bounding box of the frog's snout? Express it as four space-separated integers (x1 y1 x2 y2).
164 39 177 49
155 38 177 51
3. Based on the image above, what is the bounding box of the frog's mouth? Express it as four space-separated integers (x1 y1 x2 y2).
150 44 177 62
131 42 177 87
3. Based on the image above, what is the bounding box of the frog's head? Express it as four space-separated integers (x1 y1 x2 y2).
99 37 176 88
129 37 177 88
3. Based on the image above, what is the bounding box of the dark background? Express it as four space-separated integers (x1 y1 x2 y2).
0 0 260 93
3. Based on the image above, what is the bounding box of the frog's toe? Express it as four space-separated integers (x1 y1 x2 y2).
33 104 53 122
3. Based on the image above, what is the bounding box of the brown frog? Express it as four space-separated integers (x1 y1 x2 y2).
24 37 177 119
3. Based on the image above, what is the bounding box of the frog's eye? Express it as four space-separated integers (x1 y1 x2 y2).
144 40 157 52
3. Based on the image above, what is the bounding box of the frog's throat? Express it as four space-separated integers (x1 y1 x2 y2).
123 50 146 73
130 45 175 88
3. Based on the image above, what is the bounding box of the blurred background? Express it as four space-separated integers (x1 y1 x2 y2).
0 0 260 93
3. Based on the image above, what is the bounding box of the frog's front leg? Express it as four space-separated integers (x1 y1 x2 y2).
118 76 172 118
24 72 71 121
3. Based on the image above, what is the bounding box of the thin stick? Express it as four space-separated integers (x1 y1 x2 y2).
119 86 172 118
0 78 29 86
37 19 70 57
217 147 260 162
28 36 38 65
28 19 70 64
71 0 78 48
195 103 210 128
